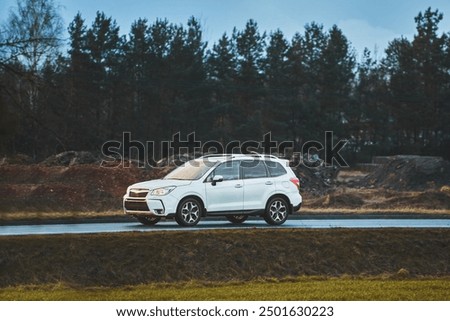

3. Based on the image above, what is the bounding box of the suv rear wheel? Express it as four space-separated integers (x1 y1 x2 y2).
264 196 289 225
175 198 203 226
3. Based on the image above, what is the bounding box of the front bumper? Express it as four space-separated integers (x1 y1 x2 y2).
123 194 178 216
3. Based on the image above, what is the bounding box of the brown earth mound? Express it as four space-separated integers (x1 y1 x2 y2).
1 154 448 214
0 154 34 165
306 188 450 210
294 165 339 196
0 164 170 212
358 156 450 190
40 151 100 166
0 152 339 214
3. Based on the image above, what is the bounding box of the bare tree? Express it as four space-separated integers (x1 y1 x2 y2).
1 0 64 157
3 0 63 73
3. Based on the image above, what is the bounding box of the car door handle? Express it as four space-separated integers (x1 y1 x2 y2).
235 184 243 188
265 181 273 185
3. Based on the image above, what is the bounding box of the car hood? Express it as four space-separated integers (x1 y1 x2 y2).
128 179 193 191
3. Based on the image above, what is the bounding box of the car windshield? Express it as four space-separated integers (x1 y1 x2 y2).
164 159 217 180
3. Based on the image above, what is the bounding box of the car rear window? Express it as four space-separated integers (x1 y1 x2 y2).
265 161 287 177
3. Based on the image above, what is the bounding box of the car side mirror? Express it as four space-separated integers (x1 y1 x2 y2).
211 175 223 186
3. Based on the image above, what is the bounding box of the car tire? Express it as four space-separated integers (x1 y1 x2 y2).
175 197 203 227
226 214 248 224
135 215 161 226
263 196 289 225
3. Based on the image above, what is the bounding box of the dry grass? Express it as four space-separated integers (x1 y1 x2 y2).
304 188 450 211
1 229 449 288
300 208 450 215
0 210 121 222
2 277 450 300
1 206 448 224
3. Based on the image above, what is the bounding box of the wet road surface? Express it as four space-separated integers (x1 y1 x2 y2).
1 218 449 236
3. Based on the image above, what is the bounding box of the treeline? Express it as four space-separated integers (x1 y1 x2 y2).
0 1 449 162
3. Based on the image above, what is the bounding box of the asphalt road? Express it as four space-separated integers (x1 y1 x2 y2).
1 218 450 236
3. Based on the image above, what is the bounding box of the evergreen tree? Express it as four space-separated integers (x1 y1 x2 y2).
285 32 308 146
412 8 448 149
320 25 355 136
146 18 175 143
234 19 266 139
263 30 292 141
124 18 150 140
84 11 124 145
352 48 391 161
298 23 328 141
164 17 208 139
383 8 449 154
206 32 238 142
66 13 91 149
383 37 418 149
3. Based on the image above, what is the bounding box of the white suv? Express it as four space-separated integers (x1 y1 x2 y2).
123 154 302 226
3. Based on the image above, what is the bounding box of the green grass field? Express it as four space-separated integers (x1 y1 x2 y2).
1 277 449 300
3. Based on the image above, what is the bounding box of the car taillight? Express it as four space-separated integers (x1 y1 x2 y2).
290 177 300 189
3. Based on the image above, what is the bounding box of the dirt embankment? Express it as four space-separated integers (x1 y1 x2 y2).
308 155 450 210
0 164 170 213
358 156 450 191
0 154 449 215
0 229 449 287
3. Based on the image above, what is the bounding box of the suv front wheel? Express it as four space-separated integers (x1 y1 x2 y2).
175 197 203 227
264 196 289 225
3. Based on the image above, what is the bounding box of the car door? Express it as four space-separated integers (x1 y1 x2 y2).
241 160 274 210
204 160 243 213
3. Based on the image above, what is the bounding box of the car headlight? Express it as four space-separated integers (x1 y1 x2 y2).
150 186 176 196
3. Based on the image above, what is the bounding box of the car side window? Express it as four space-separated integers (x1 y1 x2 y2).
208 161 240 181
265 161 287 177
241 160 268 179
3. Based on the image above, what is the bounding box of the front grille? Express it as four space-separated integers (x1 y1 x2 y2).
125 200 150 212
129 189 149 198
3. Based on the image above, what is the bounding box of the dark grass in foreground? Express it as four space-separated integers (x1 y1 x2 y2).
0 229 449 288
1 277 450 300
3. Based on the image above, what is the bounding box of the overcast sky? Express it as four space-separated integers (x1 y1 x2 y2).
2 0 450 59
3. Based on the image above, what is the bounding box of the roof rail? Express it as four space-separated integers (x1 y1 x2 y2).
199 154 235 159
200 153 280 160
